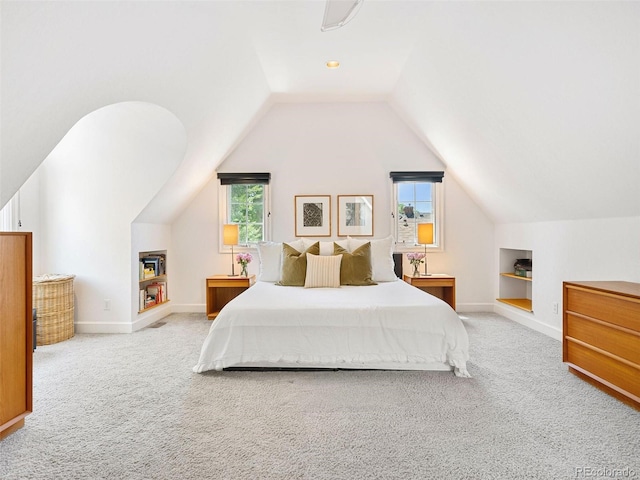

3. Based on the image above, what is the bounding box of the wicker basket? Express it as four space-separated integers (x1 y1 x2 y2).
33 274 76 345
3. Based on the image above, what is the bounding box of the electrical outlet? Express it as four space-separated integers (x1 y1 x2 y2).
552 302 559 314
104 299 111 311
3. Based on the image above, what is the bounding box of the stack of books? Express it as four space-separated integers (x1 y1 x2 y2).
139 282 167 310
139 254 166 280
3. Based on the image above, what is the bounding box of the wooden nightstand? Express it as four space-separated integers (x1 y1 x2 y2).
404 274 456 310
205 275 256 320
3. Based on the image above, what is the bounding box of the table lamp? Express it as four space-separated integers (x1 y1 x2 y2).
417 223 434 276
223 224 239 276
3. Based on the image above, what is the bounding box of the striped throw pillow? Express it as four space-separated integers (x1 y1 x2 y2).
304 253 342 288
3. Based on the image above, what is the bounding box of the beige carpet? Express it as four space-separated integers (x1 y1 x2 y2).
1 312 638 479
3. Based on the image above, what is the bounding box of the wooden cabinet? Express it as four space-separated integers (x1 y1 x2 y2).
206 275 255 320
563 281 640 410
0 232 33 440
404 274 456 310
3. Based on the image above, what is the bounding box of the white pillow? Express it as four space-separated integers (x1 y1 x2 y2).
287 238 306 253
257 239 316 282
304 253 342 288
256 242 282 282
334 239 350 252
301 238 349 255
348 236 397 282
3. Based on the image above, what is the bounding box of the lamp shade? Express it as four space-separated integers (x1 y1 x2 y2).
417 223 434 245
223 224 239 246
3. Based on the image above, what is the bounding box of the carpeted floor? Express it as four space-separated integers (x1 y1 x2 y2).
1 312 638 480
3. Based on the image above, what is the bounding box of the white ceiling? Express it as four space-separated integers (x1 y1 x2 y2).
247 1 427 96
1 1 639 223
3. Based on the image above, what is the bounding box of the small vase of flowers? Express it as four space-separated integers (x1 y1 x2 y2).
406 252 425 277
236 252 252 277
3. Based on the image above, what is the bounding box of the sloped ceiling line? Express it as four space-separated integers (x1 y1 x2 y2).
2 1 639 223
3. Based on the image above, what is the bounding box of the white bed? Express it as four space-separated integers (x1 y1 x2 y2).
193 280 470 377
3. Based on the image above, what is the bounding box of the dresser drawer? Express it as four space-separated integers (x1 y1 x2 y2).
566 286 640 331
565 340 640 400
566 313 640 365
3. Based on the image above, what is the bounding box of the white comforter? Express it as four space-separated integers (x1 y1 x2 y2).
193 280 470 377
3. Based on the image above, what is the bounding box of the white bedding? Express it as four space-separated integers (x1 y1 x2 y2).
193 280 470 377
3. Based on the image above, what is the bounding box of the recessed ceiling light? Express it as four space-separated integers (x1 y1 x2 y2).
326 60 340 69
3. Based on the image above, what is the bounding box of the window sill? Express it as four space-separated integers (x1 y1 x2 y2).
394 243 444 254
219 245 258 255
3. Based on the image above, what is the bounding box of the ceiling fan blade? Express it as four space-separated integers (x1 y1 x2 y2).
321 0 364 32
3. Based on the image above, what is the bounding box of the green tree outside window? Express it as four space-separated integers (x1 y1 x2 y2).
229 184 265 244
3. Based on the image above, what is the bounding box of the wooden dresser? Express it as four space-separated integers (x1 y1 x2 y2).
563 281 640 410
0 232 33 440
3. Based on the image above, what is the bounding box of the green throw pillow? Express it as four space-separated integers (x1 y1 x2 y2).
278 242 320 286
334 242 377 286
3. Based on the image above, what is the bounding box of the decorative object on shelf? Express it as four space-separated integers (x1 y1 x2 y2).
295 195 331 237
223 224 240 276
407 252 425 277
514 258 532 278
337 195 374 237
236 252 253 277
417 223 434 276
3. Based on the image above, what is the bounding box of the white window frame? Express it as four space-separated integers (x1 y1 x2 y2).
391 180 444 253
218 183 271 253
0 190 20 232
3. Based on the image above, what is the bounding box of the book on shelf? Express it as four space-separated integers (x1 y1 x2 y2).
146 283 161 304
143 267 156 279
140 261 158 280
145 282 167 305
145 296 156 308
141 255 166 277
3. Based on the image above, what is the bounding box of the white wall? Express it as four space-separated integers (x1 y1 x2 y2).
392 2 640 225
2 1 271 223
494 216 640 339
170 179 222 312
35 102 186 333
171 102 495 311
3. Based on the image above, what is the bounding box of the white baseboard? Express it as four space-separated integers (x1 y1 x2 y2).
74 304 202 334
456 303 494 313
132 303 173 331
494 302 562 341
171 304 206 313
76 303 174 334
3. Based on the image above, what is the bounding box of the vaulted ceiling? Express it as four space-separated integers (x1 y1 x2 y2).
2 1 638 223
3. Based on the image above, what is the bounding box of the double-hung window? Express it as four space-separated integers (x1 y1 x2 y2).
390 171 444 251
218 173 270 248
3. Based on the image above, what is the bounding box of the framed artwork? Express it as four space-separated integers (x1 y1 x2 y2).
294 195 331 237
338 195 374 237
